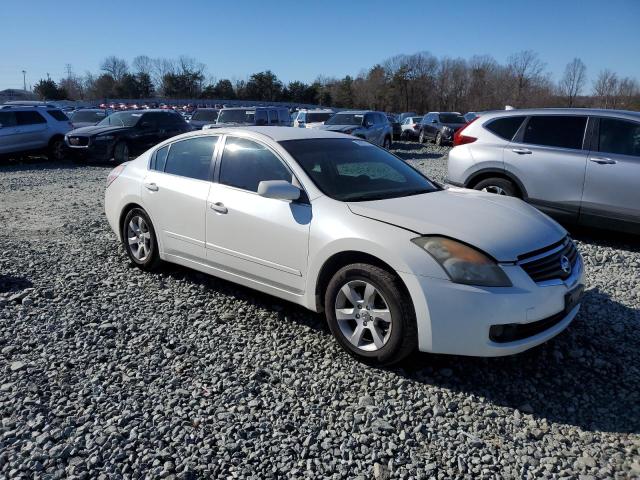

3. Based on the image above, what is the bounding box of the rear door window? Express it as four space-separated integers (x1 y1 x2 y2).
255 110 268 126
47 110 69 121
522 115 587 150
598 118 640 157
268 110 279 125
16 111 47 125
485 116 526 141
0 112 17 127
163 136 218 180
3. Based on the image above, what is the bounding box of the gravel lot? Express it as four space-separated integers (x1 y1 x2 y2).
1 142 639 479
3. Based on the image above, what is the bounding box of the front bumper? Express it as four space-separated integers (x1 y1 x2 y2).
65 137 114 161
399 255 585 357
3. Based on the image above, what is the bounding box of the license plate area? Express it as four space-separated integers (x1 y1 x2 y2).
564 284 584 314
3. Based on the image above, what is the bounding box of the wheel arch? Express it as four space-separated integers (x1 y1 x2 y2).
313 250 412 313
465 168 528 199
118 202 146 240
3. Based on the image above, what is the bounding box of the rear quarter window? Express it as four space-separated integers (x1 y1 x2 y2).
485 116 526 141
47 110 69 121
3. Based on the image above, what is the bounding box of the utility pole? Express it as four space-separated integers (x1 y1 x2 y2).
65 64 72 79
22 70 26 91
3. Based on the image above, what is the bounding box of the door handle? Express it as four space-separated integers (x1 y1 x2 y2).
144 182 159 191
512 148 532 155
590 157 617 165
210 202 228 214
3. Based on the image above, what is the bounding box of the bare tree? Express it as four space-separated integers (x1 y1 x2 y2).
593 69 618 108
507 50 546 107
559 58 587 106
100 56 128 82
132 55 154 75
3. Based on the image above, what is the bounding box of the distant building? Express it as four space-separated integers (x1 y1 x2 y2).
0 89 37 104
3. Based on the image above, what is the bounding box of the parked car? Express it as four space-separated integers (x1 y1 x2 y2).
400 116 424 140
386 114 402 140
464 112 479 122
0 104 72 160
69 108 112 129
320 110 393 148
447 108 640 234
105 126 584 364
293 109 335 128
188 108 220 130
204 107 292 129
65 110 189 163
397 112 418 124
418 112 467 146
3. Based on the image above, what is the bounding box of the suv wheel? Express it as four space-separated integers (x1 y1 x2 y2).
48 138 65 161
418 130 425 144
435 132 443 146
114 141 129 164
473 177 519 197
122 208 161 271
383 136 391 149
324 263 417 365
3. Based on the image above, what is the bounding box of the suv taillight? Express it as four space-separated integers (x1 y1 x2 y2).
453 117 479 147
106 164 126 188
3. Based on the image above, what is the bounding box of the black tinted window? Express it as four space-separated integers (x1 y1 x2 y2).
16 111 46 125
269 110 279 125
255 110 268 126
164 136 217 180
523 115 587 149
219 137 292 192
598 118 640 157
486 116 525 141
47 110 68 121
0 112 17 127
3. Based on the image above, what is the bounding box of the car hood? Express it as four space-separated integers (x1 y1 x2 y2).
68 125 130 136
320 124 362 133
71 121 98 129
347 188 565 261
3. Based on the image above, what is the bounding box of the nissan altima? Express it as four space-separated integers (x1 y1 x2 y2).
104 127 584 364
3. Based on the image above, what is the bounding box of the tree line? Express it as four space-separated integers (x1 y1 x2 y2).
33 51 640 112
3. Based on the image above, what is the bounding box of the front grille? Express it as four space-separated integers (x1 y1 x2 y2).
518 237 579 283
489 311 565 343
67 136 89 147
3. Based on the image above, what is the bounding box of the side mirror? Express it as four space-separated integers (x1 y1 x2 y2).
431 119 438 124
0 123 3 129
365 121 374 128
257 180 301 201
140 121 153 129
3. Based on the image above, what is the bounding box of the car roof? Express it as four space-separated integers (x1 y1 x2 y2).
183 126 350 142
479 107 640 120
335 110 376 115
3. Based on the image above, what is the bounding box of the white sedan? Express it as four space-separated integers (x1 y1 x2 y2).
105 127 584 364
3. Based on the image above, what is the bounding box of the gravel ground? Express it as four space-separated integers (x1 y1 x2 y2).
0 143 639 479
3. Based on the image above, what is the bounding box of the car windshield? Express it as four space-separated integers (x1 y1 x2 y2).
305 112 333 123
439 113 466 124
191 110 219 122
217 109 255 124
280 138 439 202
325 113 364 126
410 117 422 123
98 111 142 127
71 111 107 123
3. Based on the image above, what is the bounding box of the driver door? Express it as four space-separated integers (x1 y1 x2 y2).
205 135 311 293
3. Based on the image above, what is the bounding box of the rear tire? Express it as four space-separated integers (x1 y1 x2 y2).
473 177 519 197
383 136 392 149
48 137 65 161
122 208 161 271
418 130 425 144
435 132 443 146
113 141 129 164
324 263 417 365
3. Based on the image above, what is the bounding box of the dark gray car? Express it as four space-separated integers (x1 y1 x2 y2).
188 108 220 130
320 110 393 148
418 112 467 146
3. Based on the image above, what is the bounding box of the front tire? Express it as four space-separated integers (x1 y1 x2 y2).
418 130 425 144
122 208 161 271
324 263 417 365
473 177 519 197
382 136 392 149
48 137 65 161
435 132 443 146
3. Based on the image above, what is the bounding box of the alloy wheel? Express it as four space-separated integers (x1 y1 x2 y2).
127 215 152 261
481 185 508 195
334 280 393 352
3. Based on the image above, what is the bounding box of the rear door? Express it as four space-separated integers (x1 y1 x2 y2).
141 136 219 260
580 116 640 231
15 110 49 150
504 114 589 221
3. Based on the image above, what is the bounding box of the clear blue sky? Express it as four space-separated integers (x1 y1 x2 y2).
2 0 639 90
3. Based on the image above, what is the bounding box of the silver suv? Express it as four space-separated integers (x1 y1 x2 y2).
320 110 394 148
0 104 72 160
447 108 640 234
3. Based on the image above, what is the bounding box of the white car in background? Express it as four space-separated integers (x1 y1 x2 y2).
293 109 335 129
105 127 584 365
400 116 424 140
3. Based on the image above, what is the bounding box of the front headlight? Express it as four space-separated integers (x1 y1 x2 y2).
95 135 115 141
412 236 512 287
